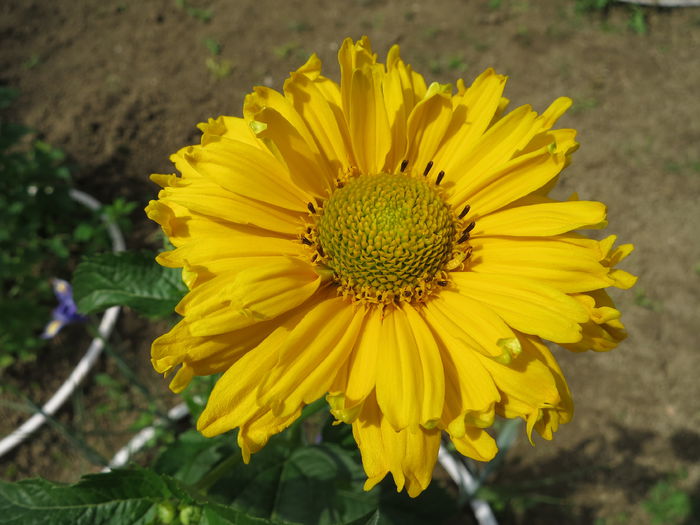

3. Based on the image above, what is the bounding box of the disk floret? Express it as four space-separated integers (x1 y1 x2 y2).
315 173 460 304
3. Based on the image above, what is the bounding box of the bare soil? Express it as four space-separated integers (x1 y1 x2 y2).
1 1 699 523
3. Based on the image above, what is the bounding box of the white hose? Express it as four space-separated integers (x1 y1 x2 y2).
0 189 125 458
104 403 189 470
616 1 700 6
438 445 499 525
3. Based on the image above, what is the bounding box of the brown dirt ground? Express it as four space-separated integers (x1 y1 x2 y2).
1 1 699 523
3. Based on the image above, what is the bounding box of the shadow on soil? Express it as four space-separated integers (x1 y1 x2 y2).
490 425 700 524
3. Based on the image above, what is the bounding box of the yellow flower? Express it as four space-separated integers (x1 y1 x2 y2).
146 37 635 497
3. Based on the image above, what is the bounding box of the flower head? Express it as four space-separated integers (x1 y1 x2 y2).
146 37 635 497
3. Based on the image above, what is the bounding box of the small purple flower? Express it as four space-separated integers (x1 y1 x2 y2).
40 278 88 339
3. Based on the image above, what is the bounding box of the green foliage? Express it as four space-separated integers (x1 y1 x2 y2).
628 6 647 35
0 400 459 525
642 473 693 525
574 0 611 13
206 57 233 80
175 0 213 22
633 287 662 312
665 159 700 176
203 38 222 56
152 408 458 525
0 89 113 365
0 467 276 525
575 0 649 35
72 251 188 318
102 197 138 233
22 54 41 70
273 43 306 61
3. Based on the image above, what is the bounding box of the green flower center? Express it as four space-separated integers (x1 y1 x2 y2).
317 173 455 301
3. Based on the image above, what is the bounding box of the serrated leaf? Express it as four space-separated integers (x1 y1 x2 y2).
0 468 189 525
73 251 187 318
0 468 283 525
155 420 459 525
154 430 234 486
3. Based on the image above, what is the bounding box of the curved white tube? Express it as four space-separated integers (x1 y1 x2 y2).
617 1 700 6
438 445 499 525
105 403 189 470
0 189 125 458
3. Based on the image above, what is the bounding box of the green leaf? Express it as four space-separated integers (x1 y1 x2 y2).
154 430 234 486
371 479 458 525
73 251 187 318
155 418 459 525
0 468 283 525
0 468 187 525
0 86 20 109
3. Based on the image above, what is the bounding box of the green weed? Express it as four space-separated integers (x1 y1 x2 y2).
594 512 630 525
642 473 692 525
174 0 212 22
273 42 306 61
288 20 312 33
664 159 700 176
633 288 662 312
0 89 115 366
202 37 221 56
574 0 612 13
570 97 599 113
628 6 647 35
22 54 41 70
202 37 231 79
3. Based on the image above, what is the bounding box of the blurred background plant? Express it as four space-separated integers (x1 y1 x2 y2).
0 87 135 369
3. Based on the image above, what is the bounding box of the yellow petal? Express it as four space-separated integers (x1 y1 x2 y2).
450 144 567 214
451 272 588 343
184 139 310 212
238 407 301 463
146 200 302 268
423 306 500 436
401 425 442 497
196 315 302 436
402 304 446 429
375 306 443 431
484 334 573 442
159 179 304 234
449 427 498 462
151 317 272 380
468 235 613 293
258 297 365 418
185 257 322 336
351 395 388 491
473 200 607 237
434 68 508 181
562 290 628 352
352 394 441 497
404 82 453 177
338 36 377 119
197 115 262 148
285 71 354 175
348 65 392 175
448 104 538 199
426 291 520 361
475 335 567 443
340 307 382 406
244 87 335 198
385 44 427 112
